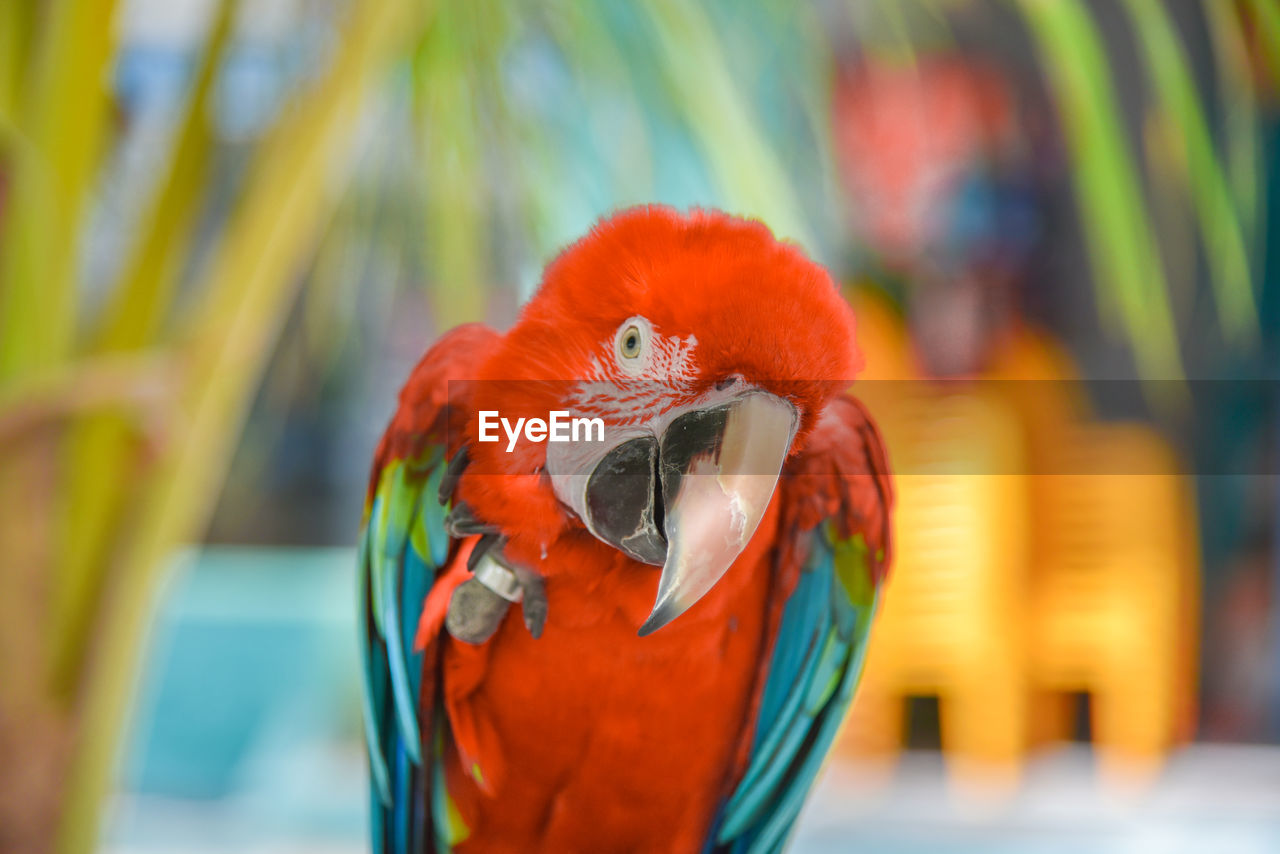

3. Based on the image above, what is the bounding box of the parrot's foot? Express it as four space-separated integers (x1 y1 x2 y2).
446 578 509 644
445 537 548 644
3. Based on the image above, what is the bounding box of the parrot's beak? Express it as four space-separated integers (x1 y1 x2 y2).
550 388 798 635
638 391 797 636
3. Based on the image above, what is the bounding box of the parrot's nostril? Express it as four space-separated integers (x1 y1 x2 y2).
715 374 743 391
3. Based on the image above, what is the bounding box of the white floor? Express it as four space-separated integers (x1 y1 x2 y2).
105 744 1280 853
793 745 1280 853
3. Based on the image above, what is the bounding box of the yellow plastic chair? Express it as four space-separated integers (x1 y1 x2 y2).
984 324 1087 442
840 387 1031 784
983 325 1091 746
1028 424 1200 779
838 316 1198 785
846 285 915 382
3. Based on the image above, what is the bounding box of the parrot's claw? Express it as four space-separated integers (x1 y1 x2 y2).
438 444 470 505
447 502 501 537
514 567 548 639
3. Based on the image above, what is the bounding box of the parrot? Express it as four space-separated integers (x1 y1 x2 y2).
359 206 893 854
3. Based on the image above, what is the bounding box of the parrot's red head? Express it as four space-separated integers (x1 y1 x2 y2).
466 206 861 634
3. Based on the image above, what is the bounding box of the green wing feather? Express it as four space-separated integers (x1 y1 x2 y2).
359 445 455 854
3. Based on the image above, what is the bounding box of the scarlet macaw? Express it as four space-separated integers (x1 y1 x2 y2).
360 206 892 853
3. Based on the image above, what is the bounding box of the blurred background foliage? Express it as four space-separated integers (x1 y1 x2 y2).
0 1 1277 853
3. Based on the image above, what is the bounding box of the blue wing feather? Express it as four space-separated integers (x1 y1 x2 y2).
358 545 392 804
360 449 455 854
401 541 431 717
719 590 831 836
713 527 879 854
393 742 412 853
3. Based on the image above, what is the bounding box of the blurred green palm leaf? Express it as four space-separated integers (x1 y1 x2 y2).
1017 0 1183 379
1124 0 1258 344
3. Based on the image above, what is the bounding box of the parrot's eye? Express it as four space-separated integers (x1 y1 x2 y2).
613 316 652 376
621 327 642 359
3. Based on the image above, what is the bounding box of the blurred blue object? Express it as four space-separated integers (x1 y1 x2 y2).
111 548 366 850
